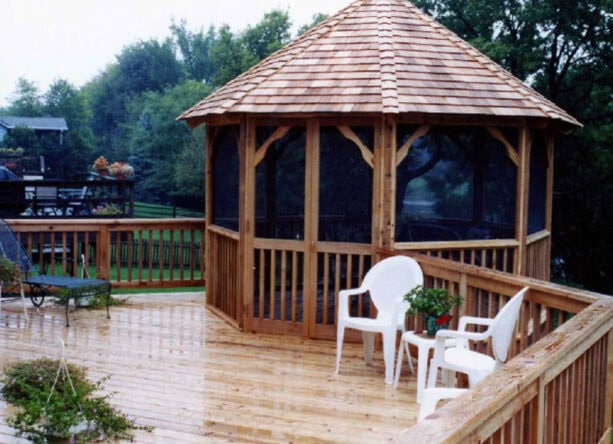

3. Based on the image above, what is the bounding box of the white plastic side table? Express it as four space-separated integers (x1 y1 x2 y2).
393 331 436 404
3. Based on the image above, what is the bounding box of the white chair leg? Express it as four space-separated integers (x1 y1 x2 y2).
393 338 404 388
362 331 374 366
382 330 395 384
394 338 415 389
427 355 439 389
419 388 468 420
335 324 345 375
0 284 3 318
404 341 414 374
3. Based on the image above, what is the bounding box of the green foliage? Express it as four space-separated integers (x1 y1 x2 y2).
243 9 292 61
6 78 44 116
126 80 209 204
297 13 329 36
404 285 463 317
84 39 184 161
1 358 149 443
0 257 21 283
413 0 613 293
3 78 94 178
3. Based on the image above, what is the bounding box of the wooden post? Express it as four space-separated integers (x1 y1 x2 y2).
377 115 396 255
205 125 214 309
237 116 254 331
515 128 531 275
604 330 613 443
544 134 555 280
305 119 320 338
97 223 110 280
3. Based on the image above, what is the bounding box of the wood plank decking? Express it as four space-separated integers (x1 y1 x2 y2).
0 293 418 443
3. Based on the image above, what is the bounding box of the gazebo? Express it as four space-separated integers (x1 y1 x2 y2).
179 0 579 338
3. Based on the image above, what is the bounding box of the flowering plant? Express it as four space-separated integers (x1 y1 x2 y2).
93 156 109 172
91 203 122 216
108 162 134 178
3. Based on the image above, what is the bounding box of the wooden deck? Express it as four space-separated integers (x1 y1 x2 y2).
0 293 418 443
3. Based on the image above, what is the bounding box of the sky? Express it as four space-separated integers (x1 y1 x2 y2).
0 0 351 108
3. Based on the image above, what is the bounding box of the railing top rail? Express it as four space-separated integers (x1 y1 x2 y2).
380 249 602 308
397 296 613 443
394 238 520 250
6 217 206 232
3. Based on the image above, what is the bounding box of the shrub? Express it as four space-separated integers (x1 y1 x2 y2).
1 358 150 443
0 257 21 283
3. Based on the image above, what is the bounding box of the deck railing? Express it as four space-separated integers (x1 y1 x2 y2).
390 253 613 444
4 219 611 441
6 218 205 288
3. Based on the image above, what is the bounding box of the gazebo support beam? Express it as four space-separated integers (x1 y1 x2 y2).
515 128 532 275
487 127 519 167
396 125 430 166
337 125 374 168
254 126 291 166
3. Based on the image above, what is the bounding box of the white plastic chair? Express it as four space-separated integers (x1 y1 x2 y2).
426 287 528 389
335 256 423 384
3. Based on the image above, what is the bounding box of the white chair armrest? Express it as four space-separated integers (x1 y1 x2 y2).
432 328 490 358
458 315 495 331
436 328 490 343
338 286 368 319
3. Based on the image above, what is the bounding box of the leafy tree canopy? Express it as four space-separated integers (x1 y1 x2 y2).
413 0 612 293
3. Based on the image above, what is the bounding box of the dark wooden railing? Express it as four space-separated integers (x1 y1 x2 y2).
7 218 205 288
0 178 135 218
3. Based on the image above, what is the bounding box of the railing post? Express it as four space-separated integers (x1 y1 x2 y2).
605 330 613 442
97 224 110 280
535 375 546 444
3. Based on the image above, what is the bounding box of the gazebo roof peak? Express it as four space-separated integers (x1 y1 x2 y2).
179 0 579 127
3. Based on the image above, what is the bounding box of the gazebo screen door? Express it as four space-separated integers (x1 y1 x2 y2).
250 121 375 339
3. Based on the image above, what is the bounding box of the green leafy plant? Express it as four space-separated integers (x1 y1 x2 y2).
404 286 463 335
404 285 463 318
0 257 21 283
1 358 150 443
55 287 127 309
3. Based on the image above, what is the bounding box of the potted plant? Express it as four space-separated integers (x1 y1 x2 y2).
92 156 110 175
1 357 150 442
108 161 134 179
0 257 21 283
404 285 463 336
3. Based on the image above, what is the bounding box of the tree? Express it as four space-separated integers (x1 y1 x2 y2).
84 39 184 161
171 9 293 88
125 80 210 204
6 78 43 116
207 24 256 87
43 79 94 178
170 20 217 83
243 10 292 61
297 13 329 36
413 0 613 293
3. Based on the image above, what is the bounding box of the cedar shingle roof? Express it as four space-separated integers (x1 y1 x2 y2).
179 0 579 126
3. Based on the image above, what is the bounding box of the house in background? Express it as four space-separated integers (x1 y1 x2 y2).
0 116 68 145
0 116 68 177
